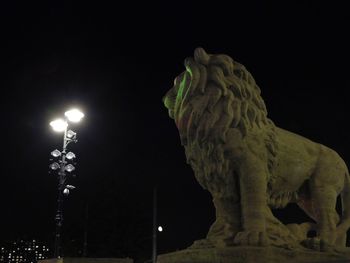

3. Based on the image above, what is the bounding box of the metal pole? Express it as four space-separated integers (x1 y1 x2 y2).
152 187 157 263
83 203 89 257
54 124 68 258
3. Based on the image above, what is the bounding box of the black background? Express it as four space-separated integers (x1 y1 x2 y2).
1 1 350 261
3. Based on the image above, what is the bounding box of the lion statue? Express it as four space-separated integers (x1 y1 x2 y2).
163 48 350 252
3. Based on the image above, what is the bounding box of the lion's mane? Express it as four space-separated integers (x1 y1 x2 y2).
164 48 277 193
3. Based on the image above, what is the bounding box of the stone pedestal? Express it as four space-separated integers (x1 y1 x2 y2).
38 258 133 263
157 247 350 263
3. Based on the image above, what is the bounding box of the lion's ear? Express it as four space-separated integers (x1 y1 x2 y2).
184 57 195 68
194 47 210 65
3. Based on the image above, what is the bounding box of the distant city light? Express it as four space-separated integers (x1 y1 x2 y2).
0 239 49 262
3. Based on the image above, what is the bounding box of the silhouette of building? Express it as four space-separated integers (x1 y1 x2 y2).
0 239 50 263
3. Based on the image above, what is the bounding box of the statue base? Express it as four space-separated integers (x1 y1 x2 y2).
38 258 133 263
157 246 350 263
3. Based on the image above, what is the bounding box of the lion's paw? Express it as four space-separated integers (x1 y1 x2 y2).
301 238 334 252
233 230 269 246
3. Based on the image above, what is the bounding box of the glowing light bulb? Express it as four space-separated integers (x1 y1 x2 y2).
50 119 68 132
66 152 76 160
49 162 60 170
65 164 75 172
65 109 84 123
51 149 61 157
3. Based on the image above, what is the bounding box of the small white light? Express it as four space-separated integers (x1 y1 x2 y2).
49 162 60 170
65 164 75 172
65 109 84 123
66 130 77 139
66 185 76 190
50 119 68 132
63 188 70 195
158 226 163 232
51 149 61 157
66 152 76 160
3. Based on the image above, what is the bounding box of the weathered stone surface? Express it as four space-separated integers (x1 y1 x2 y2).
162 47 350 258
38 258 133 263
157 246 350 263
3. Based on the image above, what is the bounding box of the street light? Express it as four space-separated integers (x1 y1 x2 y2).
65 109 85 123
50 119 68 132
49 108 84 258
51 150 61 158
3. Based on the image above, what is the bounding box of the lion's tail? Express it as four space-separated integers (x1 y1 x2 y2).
336 169 350 247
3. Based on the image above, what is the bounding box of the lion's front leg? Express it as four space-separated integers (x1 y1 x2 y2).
234 157 269 246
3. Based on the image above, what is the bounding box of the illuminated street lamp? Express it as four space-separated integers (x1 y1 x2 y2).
49 108 84 258
50 119 68 132
64 109 85 123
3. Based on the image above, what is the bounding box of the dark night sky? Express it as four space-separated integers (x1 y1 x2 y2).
1 0 350 261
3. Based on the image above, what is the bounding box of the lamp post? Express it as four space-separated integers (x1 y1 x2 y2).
152 187 164 263
49 109 84 258
152 187 157 263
